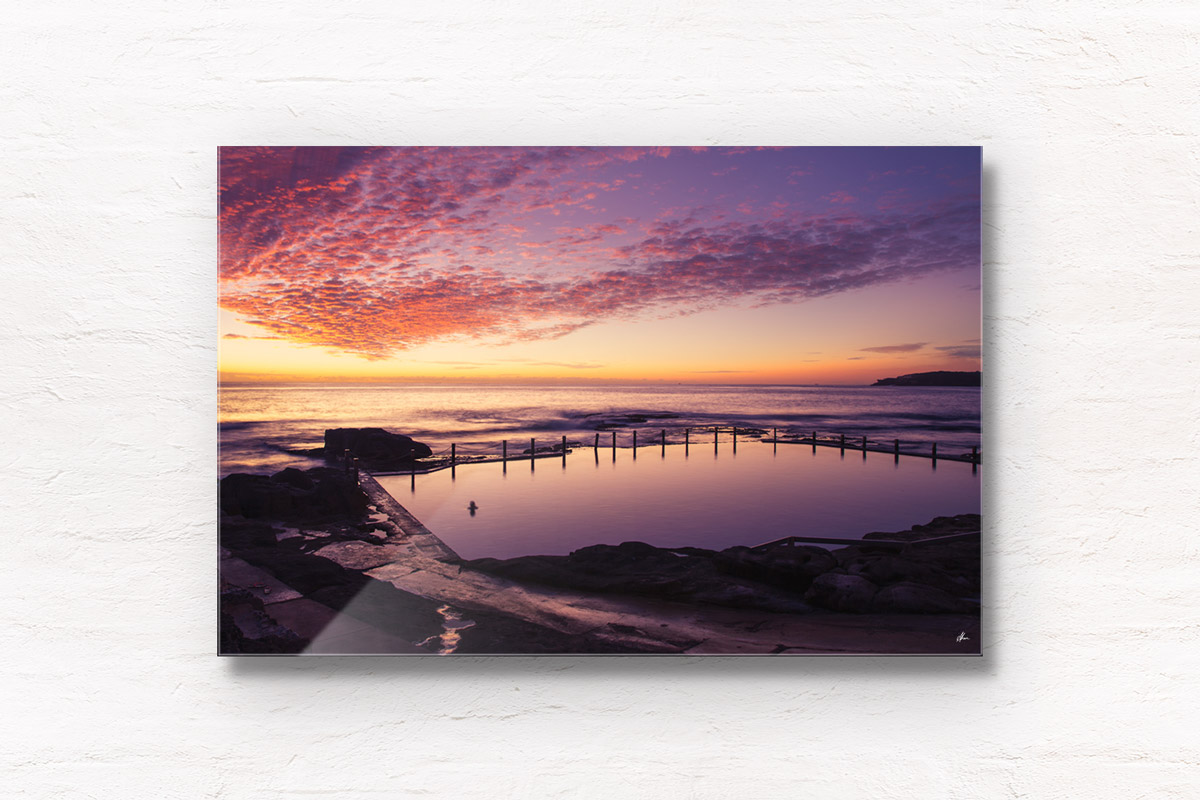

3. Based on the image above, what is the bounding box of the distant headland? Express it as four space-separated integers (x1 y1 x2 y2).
872 371 981 387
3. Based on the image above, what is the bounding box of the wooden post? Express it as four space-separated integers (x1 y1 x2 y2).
773 428 777 442
594 433 599 449
632 430 637 451
862 435 867 459
931 442 937 461
685 428 689 446
971 446 978 463
502 440 507 461
531 437 536 471
839 433 845 452
451 443 456 463
812 431 817 453
714 426 718 445
561 435 567 452
661 429 666 447
894 439 899 457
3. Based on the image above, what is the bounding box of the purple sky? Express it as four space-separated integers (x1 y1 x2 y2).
219 146 980 383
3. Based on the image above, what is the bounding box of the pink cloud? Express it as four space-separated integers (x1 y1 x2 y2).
219 147 979 360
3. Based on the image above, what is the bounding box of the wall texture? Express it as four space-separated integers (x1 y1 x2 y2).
4 2 1197 797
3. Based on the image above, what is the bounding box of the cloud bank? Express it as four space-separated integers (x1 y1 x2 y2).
220 147 980 359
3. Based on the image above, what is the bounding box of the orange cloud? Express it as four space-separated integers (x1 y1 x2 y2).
220 147 980 360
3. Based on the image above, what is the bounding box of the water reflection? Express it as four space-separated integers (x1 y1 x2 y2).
381 442 980 561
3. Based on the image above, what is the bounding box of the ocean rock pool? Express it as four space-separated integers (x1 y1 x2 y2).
376 441 980 560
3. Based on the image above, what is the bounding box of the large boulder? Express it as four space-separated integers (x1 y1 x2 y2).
714 544 837 592
840 554 970 597
220 467 367 520
271 467 314 490
869 582 973 614
803 573 879 613
324 428 432 468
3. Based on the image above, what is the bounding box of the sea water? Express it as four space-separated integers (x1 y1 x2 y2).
219 383 981 476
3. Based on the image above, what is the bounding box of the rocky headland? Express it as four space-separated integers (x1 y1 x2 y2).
872 371 981 387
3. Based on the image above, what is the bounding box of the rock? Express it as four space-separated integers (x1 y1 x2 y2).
271 467 314 490
218 517 280 550
324 428 432 468
466 541 812 613
804 573 879 613
862 514 980 542
714 544 837 591
832 514 981 597
219 473 294 518
219 586 309 653
219 467 367 520
869 582 973 614
841 554 968 596
307 468 370 517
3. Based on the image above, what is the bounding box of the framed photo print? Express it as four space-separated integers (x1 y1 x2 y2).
219 146 981 655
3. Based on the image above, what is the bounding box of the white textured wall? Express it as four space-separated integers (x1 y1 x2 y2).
4 2 1197 797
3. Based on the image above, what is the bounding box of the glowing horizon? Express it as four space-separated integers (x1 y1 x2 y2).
219 146 980 385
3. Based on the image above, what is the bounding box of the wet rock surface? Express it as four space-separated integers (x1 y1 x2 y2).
219 586 309 654
222 519 446 646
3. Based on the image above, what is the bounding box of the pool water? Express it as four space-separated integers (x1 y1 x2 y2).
377 442 980 560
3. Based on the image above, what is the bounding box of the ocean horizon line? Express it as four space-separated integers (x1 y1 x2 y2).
219 379 981 390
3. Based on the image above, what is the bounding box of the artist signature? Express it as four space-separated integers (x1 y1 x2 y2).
956 632 970 642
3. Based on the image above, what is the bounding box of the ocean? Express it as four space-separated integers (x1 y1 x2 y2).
219 383 981 477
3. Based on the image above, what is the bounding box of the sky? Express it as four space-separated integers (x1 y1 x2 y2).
219 146 980 384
